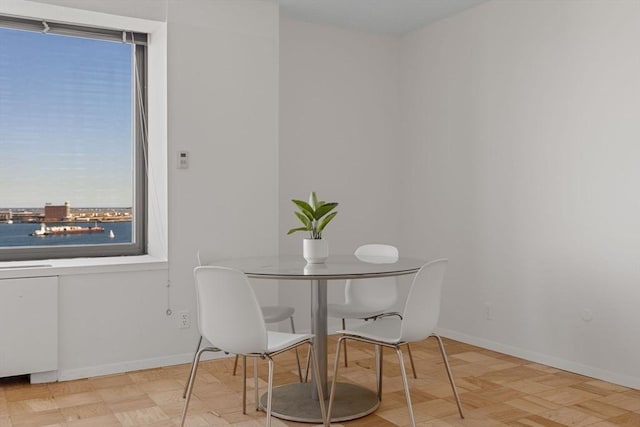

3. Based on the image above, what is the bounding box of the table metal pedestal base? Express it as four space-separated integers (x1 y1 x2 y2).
259 382 379 423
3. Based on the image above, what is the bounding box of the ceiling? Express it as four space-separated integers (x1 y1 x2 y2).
277 0 488 35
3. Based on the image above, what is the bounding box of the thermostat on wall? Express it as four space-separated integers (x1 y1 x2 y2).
177 151 189 169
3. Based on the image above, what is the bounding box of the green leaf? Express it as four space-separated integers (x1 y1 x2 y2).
287 227 308 235
288 192 338 239
313 202 338 220
309 192 318 210
317 211 337 235
292 199 314 219
294 211 312 229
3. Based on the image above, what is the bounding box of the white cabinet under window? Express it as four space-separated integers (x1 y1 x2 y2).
0 276 58 377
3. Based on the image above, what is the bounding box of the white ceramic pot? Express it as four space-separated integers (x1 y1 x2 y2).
303 238 328 264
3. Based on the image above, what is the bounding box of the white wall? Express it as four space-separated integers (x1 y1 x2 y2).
278 17 401 332
167 0 280 312
10 0 281 380
7 0 640 390
399 0 640 388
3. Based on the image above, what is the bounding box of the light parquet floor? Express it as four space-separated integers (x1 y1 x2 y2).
1 336 639 427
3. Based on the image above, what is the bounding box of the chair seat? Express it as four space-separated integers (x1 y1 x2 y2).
327 303 387 319
261 305 295 323
263 330 314 353
338 316 402 344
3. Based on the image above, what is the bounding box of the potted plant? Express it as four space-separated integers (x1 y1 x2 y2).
287 191 338 263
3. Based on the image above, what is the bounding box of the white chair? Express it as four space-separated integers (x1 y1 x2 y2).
326 244 417 378
183 251 302 399
181 266 327 427
327 259 463 427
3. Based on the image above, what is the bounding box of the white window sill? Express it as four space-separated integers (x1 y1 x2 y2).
0 255 167 279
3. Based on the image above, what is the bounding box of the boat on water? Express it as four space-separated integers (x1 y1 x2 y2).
31 223 104 236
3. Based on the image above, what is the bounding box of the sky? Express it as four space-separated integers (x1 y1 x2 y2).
0 27 133 208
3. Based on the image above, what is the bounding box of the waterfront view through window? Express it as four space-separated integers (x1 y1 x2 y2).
0 18 147 261
0 202 132 247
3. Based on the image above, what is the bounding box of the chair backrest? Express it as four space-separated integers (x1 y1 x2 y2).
354 244 399 261
399 258 448 342
345 244 400 311
193 266 268 354
193 250 208 330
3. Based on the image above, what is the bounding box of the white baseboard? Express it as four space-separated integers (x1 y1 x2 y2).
437 327 640 390
57 350 231 382
30 370 58 384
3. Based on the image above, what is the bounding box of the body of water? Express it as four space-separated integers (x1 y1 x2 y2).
0 222 132 247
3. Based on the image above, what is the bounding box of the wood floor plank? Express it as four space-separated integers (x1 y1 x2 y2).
0 336 638 427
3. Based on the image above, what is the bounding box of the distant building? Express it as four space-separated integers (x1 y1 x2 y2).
8 210 43 223
0 210 12 222
45 201 72 222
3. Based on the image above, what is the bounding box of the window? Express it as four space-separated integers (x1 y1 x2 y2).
0 15 148 261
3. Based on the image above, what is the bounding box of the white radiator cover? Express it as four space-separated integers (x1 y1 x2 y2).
0 276 58 377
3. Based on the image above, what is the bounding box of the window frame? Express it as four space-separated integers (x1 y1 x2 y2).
0 15 148 261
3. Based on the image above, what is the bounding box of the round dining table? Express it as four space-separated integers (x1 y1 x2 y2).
213 254 424 423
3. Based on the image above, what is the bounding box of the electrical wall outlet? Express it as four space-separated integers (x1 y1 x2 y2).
178 311 191 329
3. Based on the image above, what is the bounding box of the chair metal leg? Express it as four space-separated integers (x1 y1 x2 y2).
341 318 348 367
290 316 303 382
242 355 247 414
232 354 240 376
256 341 323 427
406 343 418 379
432 334 464 419
180 346 215 427
303 348 311 383
306 316 349 382
307 342 328 426
375 344 383 400
380 313 417 379
183 335 203 398
395 347 416 427
250 316 304 382
254 357 260 411
265 357 274 427
326 335 345 424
